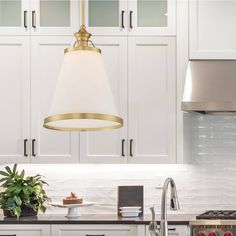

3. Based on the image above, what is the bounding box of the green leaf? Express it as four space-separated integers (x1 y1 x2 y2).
5 166 12 175
0 177 9 183
20 170 25 179
0 171 10 177
12 164 17 175
14 196 22 206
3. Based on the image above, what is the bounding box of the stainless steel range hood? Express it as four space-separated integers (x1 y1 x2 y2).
181 60 236 114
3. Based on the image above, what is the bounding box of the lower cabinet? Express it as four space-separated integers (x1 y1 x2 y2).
0 224 50 236
51 224 144 236
0 224 189 236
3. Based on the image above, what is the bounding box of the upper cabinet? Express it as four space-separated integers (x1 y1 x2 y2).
85 0 176 36
189 0 236 59
0 0 79 36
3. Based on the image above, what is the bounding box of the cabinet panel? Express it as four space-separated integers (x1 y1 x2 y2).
0 224 50 236
128 37 176 164
0 37 30 164
190 0 236 59
31 37 79 163
40 0 70 27
137 0 167 27
128 0 176 35
0 0 30 35
31 0 79 35
80 37 128 164
89 0 120 27
85 0 127 35
51 224 137 236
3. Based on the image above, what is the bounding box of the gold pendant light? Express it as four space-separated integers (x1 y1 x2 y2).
43 0 123 131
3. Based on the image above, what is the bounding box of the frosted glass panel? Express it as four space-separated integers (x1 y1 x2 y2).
0 1 21 27
89 0 119 27
138 0 167 27
40 0 70 27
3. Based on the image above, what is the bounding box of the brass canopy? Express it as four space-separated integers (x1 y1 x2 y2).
65 25 101 54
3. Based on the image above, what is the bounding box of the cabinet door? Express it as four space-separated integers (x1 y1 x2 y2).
128 0 176 35
85 0 127 35
51 224 137 236
30 0 79 35
31 36 79 163
0 37 30 164
80 37 128 164
128 37 176 164
190 0 236 59
0 224 50 236
0 0 30 35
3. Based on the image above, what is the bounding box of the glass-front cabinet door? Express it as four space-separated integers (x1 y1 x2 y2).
0 0 30 35
85 0 128 35
128 0 176 35
31 0 79 35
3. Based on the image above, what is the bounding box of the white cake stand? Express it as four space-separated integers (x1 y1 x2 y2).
50 201 95 218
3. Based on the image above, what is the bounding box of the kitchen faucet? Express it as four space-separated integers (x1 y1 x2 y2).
160 177 180 236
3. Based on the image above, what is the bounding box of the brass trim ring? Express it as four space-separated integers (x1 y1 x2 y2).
65 46 101 54
44 113 123 132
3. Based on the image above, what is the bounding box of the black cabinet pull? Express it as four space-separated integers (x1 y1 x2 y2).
32 139 36 157
121 10 125 28
32 11 36 28
23 10 27 28
129 11 133 29
129 139 133 157
24 139 28 157
86 235 105 236
168 228 176 231
121 139 125 157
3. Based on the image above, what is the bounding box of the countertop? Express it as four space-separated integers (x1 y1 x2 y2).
0 213 197 225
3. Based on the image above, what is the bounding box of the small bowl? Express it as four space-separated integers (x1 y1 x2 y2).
119 206 142 212
120 210 141 218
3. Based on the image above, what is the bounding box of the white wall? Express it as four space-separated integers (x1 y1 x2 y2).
2 114 236 215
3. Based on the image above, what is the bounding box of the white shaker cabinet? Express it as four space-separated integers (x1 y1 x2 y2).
128 37 176 164
30 37 79 163
85 0 176 36
80 36 176 164
189 0 236 59
0 37 30 164
0 224 50 236
0 0 79 36
0 36 79 164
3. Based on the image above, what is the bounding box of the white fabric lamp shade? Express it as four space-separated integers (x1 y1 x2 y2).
44 49 123 131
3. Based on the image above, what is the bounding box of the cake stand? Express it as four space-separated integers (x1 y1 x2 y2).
50 201 95 218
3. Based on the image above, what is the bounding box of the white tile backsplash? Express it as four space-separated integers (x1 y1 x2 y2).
2 114 236 216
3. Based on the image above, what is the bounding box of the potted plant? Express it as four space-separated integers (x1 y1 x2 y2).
0 164 50 218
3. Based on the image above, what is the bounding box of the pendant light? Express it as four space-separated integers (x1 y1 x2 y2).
43 0 123 131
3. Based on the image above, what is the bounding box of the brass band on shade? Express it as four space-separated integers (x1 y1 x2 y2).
43 113 124 132
64 46 101 54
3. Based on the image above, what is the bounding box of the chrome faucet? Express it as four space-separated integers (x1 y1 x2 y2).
160 177 179 236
